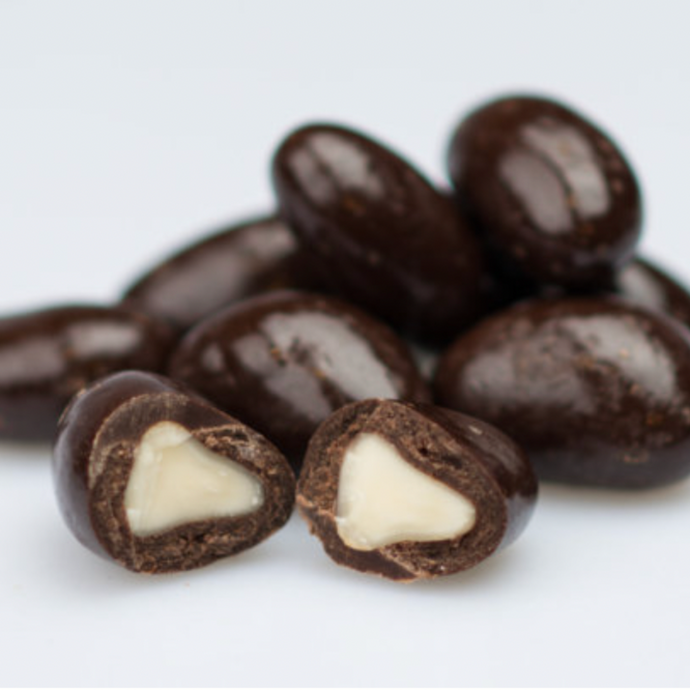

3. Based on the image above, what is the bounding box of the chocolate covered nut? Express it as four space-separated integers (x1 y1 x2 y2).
447 96 642 287
297 399 537 582
613 258 690 330
435 297 690 489
272 123 485 341
122 215 313 332
0 306 174 442
53 371 295 573
168 291 430 470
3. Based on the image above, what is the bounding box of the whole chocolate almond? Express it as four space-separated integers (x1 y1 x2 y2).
272 123 485 342
447 96 642 288
121 215 314 332
434 297 690 489
0 305 174 441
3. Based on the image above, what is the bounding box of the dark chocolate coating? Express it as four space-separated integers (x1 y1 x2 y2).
435 297 690 489
168 291 430 470
613 258 690 330
0 306 174 442
272 123 485 341
53 371 295 573
447 96 642 287
506 257 690 329
297 399 537 582
121 215 314 332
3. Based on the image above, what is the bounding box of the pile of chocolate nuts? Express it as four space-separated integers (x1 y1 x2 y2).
4 94 690 582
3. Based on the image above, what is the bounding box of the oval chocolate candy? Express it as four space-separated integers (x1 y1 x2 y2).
447 95 642 288
434 297 690 489
53 371 295 573
168 290 430 470
0 305 174 442
122 215 314 332
272 123 485 342
297 398 537 582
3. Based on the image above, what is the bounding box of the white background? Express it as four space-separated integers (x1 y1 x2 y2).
1 1 690 686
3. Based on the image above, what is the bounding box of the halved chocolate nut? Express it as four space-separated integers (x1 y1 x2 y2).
53 371 295 573
297 399 537 582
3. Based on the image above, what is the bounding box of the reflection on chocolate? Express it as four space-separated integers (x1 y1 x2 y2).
435 297 690 489
448 96 642 287
168 291 430 471
613 257 690 330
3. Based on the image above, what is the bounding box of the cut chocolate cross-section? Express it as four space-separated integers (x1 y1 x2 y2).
53 371 295 574
297 399 537 582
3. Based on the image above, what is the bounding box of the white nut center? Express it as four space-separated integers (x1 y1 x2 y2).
335 433 476 551
124 421 264 536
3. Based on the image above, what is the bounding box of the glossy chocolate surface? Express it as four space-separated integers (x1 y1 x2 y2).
122 215 313 332
447 96 642 287
613 258 690 330
168 291 430 469
272 123 485 341
435 297 690 488
53 371 295 573
297 399 537 582
0 306 174 442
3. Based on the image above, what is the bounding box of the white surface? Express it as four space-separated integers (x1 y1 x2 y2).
1 1 690 686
